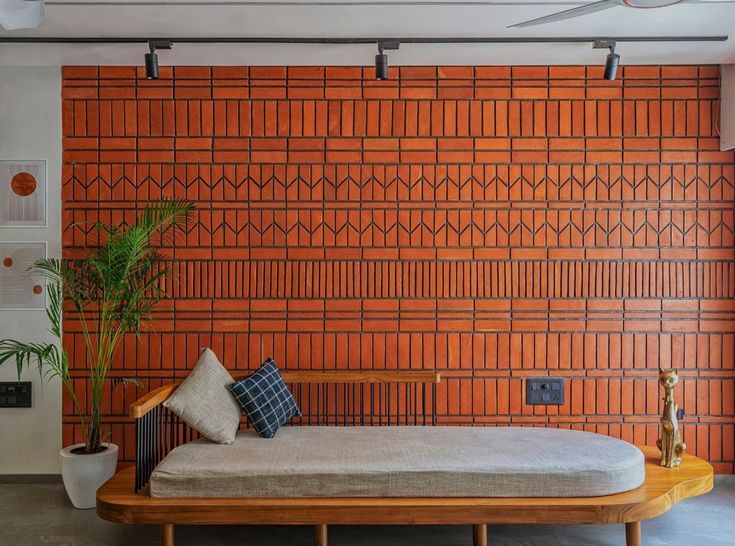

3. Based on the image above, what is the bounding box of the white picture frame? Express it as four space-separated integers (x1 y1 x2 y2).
0 241 47 310
0 159 47 227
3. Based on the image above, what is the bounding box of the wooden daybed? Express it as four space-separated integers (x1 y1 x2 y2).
97 372 713 546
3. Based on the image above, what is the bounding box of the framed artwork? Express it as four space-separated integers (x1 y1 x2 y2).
0 242 47 310
0 159 47 227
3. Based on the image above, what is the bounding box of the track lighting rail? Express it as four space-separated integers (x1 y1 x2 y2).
0 35 727 45
3 34 723 81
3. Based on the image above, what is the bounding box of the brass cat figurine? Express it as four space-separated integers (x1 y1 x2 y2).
656 367 686 468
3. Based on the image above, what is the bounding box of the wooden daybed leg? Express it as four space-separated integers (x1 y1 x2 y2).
473 524 488 546
625 521 641 546
314 524 328 546
160 524 174 546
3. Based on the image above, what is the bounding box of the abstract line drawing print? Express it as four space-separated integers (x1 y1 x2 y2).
0 242 46 310
0 159 47 227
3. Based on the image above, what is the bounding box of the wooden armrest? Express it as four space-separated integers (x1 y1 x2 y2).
130 383 178 418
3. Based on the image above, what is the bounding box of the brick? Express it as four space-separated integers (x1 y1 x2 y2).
61 64 735 471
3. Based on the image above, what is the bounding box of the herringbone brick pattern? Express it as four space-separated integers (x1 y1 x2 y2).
61 65 735 472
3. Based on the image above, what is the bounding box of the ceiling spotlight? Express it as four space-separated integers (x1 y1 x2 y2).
145 40 172 80
604 46 620 80
594 39 620 81
375 40 400 81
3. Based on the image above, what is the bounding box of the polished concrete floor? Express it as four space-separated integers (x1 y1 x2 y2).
1 478 734 545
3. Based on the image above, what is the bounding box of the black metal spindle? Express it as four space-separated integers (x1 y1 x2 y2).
140 413 145 492
150 407 156 473
135 416 142 492
343 383 347 426
324 383 328 426
387 383 391 426
369 383 374 426
333 383 338 426
416 383 420 425
422 383 427 426
160 406 166 464
149 410 154 482
407 384 411 426
146 411 152 491
378 383 383 426
168 409 175 459
154 406 160 469
159 407 165 465
297 383 303 425
316 383 321 425
142 412 149 491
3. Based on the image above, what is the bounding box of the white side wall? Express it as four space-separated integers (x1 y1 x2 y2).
722 65 735 151
0 66 62 474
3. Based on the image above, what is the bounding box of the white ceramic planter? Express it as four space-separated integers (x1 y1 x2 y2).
59 443 118 509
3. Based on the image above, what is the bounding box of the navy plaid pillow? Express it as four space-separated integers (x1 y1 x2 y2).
228 358 301 438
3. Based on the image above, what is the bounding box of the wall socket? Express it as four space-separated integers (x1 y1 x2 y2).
0 382 32 408
526 378 564 405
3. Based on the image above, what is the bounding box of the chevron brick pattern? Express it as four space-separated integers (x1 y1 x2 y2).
62 65 735 472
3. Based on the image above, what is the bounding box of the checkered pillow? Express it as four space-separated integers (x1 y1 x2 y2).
228 358 301 438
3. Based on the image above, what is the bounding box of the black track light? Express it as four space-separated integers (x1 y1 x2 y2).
144 51 158 79
604 49 620 81
594 39 620 81
145 40 172 80
375 51 388 80
375 40 400 80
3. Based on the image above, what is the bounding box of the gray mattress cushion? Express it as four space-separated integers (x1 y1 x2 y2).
149 426 645 498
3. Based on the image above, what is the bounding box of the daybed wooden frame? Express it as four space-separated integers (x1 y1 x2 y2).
97 371 713 546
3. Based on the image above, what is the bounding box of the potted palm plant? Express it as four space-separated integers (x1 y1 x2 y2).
0 199 193 508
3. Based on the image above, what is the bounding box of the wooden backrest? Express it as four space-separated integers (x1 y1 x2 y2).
130 371 440 418
281 371 440 427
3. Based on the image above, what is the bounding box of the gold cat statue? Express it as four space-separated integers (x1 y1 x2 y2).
656 367 686 468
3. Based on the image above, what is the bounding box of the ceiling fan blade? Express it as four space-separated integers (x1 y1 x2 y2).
0 0 45 31
509 0 621 28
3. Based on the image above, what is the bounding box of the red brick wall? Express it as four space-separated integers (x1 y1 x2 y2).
62 65 735 472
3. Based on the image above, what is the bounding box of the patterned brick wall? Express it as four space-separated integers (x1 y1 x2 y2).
62 65 735 472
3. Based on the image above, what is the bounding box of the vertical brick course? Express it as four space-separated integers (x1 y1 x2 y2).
61 65 735 472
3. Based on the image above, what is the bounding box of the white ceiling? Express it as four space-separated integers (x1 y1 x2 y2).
0 0 733 66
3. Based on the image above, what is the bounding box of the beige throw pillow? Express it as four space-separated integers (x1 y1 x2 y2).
163 348 241 444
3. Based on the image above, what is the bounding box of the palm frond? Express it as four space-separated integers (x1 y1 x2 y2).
46 277 63 339
0 340 64 382
0 199 194 454
141 198 194 234
141 198 195 246
33 258 94 310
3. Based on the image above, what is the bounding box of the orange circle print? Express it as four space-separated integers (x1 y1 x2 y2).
10 172 37 197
